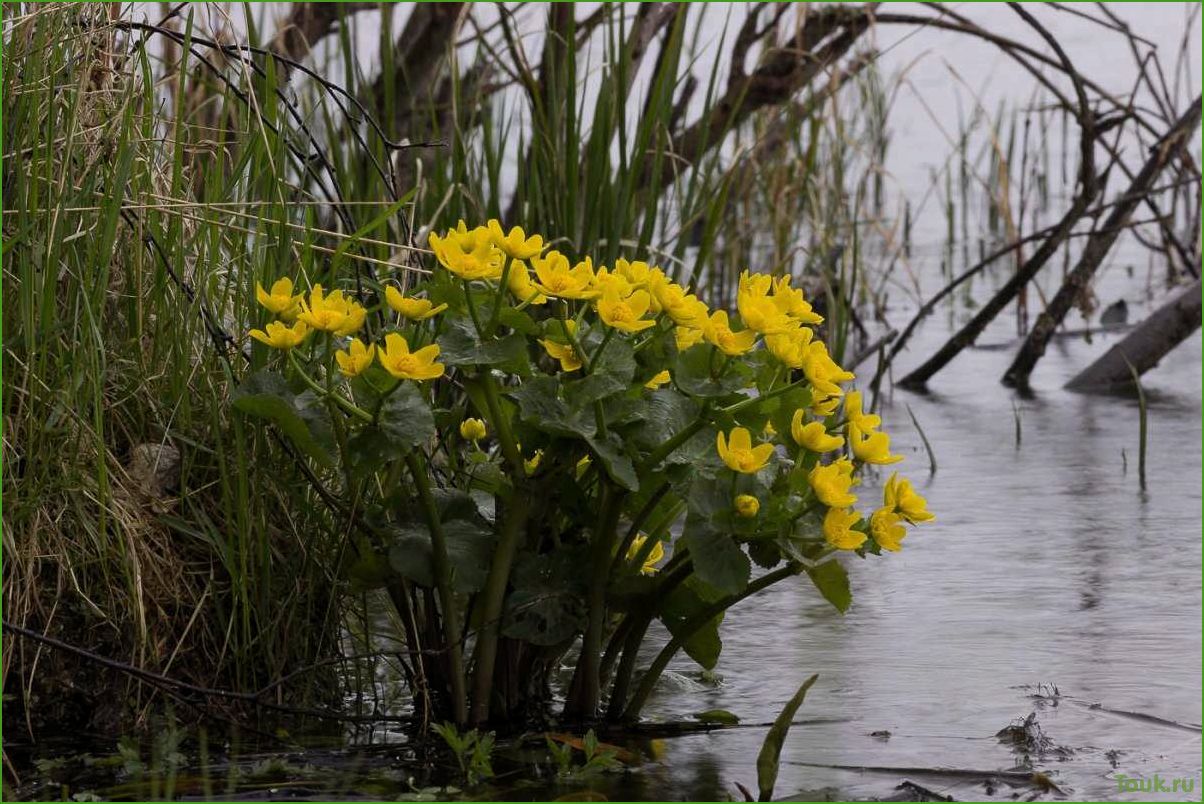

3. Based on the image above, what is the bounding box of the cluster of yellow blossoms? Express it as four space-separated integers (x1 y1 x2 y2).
250 279 445 381
249 218 932 555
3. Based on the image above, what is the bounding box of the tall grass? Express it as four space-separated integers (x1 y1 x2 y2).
2 5 349 725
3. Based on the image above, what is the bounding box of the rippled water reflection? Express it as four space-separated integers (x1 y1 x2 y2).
627 307 1201 801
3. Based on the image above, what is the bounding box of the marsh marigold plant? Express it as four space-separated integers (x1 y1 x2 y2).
234 220 933 728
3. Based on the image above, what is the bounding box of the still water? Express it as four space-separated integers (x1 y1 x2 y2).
622 314 1202 802
618 7 1203 798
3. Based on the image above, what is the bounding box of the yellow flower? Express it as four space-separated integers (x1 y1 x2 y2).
626 533 666 575
654 282 709 328
849 423 903 465
810 387 841 417
592 266 635 297
801 342 854 397
429 221 504 280
734 494 760 518
385 286 448 320
249 319 308 350
486 219 544 260
539 321 582 372
597 286 656 333
791 410 844 452
869 506 907 551
884 473 934 523
808 459 857 507
334 338 376 377
540 340 582 372
823 507 867 550
737 271 800 334
645 269 670 313
614 258 653 289
770 275 823 324
506 260 548 305
524 449 543 475
675 325 705 351
531 251 599 300
297 285 366 336
459 417 487 441
764 328 815 369
763 420 777 437
716 427 775 474
704 310 758 356
255 277 303 319
843 390 881 430
378 333 445 381
644 369 671 390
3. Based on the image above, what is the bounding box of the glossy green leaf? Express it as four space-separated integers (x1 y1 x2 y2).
497 306 538 335
682 518 750 596
660 577 726 670
503 549 588 645
439 320 530 372
585 433 639 491
673 345 749 399
806 559 851 613
232 370 334 466
377 383 437 448
387 520 496 593
510 376 596 439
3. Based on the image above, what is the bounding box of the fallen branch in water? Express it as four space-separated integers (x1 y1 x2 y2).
1004 95 1202 388
1066 279 1202 391
896 3 1101 389
786 761 1064 793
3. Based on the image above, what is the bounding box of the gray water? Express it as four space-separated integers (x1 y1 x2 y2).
625 316 1201 801
615 7 1203 799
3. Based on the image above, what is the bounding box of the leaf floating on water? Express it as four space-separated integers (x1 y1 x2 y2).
693 709 741 726
544 733 638 764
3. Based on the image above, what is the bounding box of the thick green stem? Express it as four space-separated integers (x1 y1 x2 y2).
606 617 652 719
621 562 804 722
468 490 531 724
590 326 616 368
640 408 710 471
723 376 809 416
463 279 486 339
610 481 671 576
404 451 469 725
469 373 523 473
605 559 692 719
287 350 372 422
487 256 514 334
566 481 625 720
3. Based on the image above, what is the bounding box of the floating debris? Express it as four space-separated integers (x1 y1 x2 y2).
880 780 954 802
